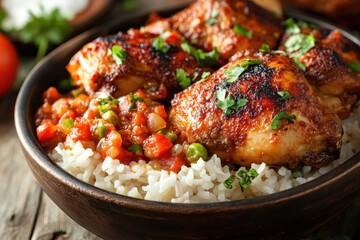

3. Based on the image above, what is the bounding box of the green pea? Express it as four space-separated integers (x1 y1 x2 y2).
156 129 177 143
186 143 208 163
102 110 118 125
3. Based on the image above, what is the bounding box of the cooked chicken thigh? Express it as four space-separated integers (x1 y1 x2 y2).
279 22 360 119
66 30 212 101
169 51 343 167
143 0 283 64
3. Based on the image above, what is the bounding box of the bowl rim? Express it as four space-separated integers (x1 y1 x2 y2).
14 5 360 213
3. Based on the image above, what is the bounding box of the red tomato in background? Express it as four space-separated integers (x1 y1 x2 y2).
0 33 19 96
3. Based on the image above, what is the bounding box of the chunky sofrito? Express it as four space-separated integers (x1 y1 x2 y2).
35 87 208 172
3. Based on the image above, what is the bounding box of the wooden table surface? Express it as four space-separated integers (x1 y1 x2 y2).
1 1 359 239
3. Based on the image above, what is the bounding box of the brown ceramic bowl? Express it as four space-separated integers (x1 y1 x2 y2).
14 5 360 240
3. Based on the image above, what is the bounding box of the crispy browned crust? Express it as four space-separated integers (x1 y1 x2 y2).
66 31 212 101
169 51 343 167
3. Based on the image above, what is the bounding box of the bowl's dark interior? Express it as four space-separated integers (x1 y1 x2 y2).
15 6 360 240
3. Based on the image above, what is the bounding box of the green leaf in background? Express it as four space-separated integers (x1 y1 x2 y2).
0 9 5 28
17 7 71 61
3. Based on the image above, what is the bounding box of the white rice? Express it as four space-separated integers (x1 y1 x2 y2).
49 105 360 203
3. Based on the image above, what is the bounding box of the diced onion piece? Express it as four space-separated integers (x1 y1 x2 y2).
147 113 166 133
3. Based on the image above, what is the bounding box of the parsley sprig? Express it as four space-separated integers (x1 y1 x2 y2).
108 45 128 65
270 110 296 130
233 24 252 39
15 7 71 61
129 92 144 111
215 88 248 115
175 69 192 89
348 61 360 73
206 10 219 26
152 32 171 53
224 59 262 83
224 168 259 190
181 41 220 66
98 96 120 113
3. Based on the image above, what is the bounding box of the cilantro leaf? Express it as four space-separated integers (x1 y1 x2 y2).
17 7 71 61
233 24 252 39
129 92 144 111
224 59 262 83
108 45 128 65
175 68 192 89
293 58 306 72
270 110 296 130
152 36 170 53
152 32 172 53
285 34 316 57
206 10 219 26
98 96 120 113
277 91 292 100
348 61 360 73
283 18 301 34
260 44 271 53
215 88 248 115
181 41 220 66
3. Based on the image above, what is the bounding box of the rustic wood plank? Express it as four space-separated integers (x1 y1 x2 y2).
31 193 101 240
0 91 42 239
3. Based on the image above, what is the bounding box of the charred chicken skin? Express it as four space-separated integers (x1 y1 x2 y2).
169 51 343 167
279 21 360 119
143 0 283 64
66 30 212 101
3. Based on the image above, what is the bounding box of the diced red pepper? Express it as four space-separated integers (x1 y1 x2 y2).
143 133 173 159
36 121 57 142
153 105 167 119
69 121 92 142
43 87 60 104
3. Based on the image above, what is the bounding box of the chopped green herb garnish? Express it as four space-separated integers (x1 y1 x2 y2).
128 144 143 155
233 24 252 39
215 88 248 115
237 168 259 191
59 77 75 91
108 45 128 65
283 18 301 34
98 125 108 138
270 110 296 130
0 9 6 27
259 44 287 56
224 168 259 190
285 34 316 57
260 44 271 53
293 58 306 72
71 87 84 98
16 8 71 61
348 61 360 73
61 118 74 130
277 91 292 100
201 71 211 80
98 96 120 113
129 92 144 111
206 10 219 26
224 59 262 83
175 68 192 89
152 36 170 53
152 32 171 53
181 41 220 66
223 175 236 189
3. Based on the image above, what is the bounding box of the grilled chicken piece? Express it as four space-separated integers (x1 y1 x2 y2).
66 30 212 101
279 24 360 119
169 51 343 167
143 0 283 64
